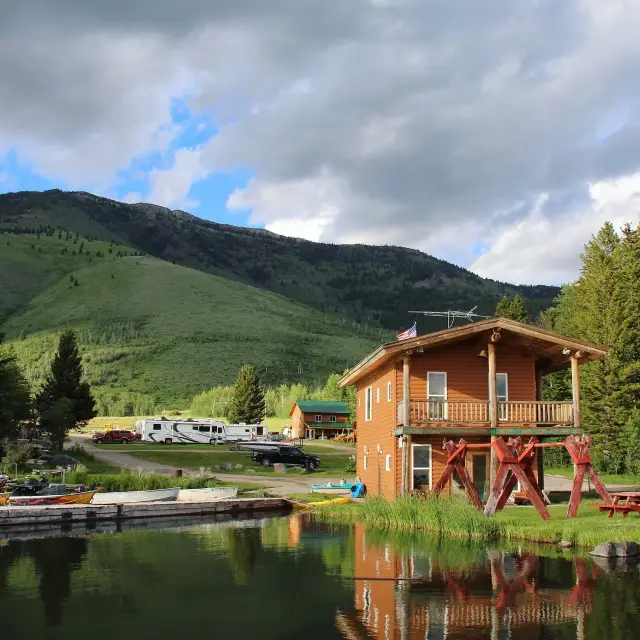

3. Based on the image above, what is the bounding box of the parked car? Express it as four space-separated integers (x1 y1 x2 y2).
92 429 136 444
267 433 285 442
252 446 320 470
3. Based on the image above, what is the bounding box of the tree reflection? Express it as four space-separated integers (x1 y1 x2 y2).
225 528 263 586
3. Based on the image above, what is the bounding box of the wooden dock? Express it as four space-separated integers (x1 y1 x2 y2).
0 497 291 528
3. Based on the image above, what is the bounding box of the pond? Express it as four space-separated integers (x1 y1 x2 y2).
1 514 639 639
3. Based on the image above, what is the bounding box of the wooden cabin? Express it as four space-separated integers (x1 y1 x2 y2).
338 318 607 499
289 400 351 439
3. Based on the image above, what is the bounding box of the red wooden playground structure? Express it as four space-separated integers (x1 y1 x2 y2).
433 435 612 520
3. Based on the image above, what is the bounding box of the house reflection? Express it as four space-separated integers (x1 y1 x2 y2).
337 524 596 639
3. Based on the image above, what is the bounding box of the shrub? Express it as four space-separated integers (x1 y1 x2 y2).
1 443 39 471
344 456 356 473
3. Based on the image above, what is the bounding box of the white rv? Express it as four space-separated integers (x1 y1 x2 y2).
135 419 266 444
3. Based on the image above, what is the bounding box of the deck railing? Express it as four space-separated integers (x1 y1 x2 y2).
400 400 574 426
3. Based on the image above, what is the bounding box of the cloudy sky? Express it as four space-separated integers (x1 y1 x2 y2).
1 0 640 285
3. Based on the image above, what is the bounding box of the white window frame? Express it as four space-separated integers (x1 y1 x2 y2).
387 381 392 402
329 415 336 423
427 372 448 420
385 454 391 472
363 455 368 470
315 414 322 422
411 444 432 490
365 387 373 421
376 387 380 404
497 373 508 421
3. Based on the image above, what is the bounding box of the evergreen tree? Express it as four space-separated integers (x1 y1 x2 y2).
227 365 266 424
494 295 529 323
0 349 32 440
37 329 96 451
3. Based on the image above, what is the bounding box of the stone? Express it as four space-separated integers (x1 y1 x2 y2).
222 462 235 472
234 464 243 470
590 542 640 558
558 540 573 549
273 463 287 475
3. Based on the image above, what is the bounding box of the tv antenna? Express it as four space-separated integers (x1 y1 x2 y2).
409 306 490 329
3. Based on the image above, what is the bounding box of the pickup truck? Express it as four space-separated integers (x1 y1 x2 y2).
252 446 320 470
92 429 136 444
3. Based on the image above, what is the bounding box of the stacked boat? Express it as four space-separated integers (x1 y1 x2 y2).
0 482 239 506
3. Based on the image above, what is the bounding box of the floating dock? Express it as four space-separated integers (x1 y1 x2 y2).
0 497 291 528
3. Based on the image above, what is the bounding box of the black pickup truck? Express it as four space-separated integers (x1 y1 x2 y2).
252 446 320 470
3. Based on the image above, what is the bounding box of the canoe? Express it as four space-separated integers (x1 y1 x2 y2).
8 491 96 506
0 493 8 506
91 487 180 505
178 487 239 502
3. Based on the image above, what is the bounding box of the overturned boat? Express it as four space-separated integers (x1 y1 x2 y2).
91 487 180 505
178 487 239 501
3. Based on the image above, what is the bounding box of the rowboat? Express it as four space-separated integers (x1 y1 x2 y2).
91 487 180 505
0 493 8 506
311 483 353 494
8 491 96 507
178 487 239 502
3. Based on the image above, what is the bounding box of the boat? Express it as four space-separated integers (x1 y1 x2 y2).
178 487 239 501
8 491 96 506
91 487 180 505
311 482 353 494
311 497 352 507
0 493 8 506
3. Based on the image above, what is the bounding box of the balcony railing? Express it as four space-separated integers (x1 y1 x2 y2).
399 400 574 426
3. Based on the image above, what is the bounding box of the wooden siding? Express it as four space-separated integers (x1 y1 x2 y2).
302 412 349 424
356 362 397 499
290 404 303 438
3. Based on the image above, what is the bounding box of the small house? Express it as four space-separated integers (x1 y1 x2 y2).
289 400 351 439
338 318 607 499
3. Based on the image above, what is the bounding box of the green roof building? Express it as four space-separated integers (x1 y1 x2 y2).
289 400 352 439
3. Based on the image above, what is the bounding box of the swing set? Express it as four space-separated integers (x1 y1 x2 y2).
433 434 611 520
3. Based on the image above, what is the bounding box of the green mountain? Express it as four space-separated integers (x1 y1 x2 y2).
0 189 559 409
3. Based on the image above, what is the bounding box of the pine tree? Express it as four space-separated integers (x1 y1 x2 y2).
227 365 266 424
494 294 529 323
37 329 96 451
0 349 32 440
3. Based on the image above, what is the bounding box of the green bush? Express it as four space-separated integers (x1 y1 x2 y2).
1 443 39 471
344 456 356 473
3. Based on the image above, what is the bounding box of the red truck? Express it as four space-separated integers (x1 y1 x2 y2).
92 429 137 444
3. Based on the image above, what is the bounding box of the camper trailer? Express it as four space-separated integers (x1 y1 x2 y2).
135 419 266 444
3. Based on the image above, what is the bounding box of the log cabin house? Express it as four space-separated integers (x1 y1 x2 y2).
289 400 351 439
338 318 607 500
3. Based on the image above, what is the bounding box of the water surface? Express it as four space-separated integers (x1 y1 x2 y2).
1 515 638 639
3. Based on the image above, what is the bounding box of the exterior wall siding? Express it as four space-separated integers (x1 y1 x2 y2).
356 362 397 499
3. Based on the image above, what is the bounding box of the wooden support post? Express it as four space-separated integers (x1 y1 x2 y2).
405 434 412 492
400 436 407 496
571 355 581 431
402 355 411 428
433 440 483 510
488 341 498 487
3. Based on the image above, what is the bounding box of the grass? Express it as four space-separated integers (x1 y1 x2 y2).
93 441 352 454
121 449 353 476
320 495 640 547
546 466 640 486
1 233 382 408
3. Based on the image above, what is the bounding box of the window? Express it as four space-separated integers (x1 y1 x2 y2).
257 427 264 435
245 428 250 432
153 424 161 431
497 373 508 420
363 455 368 470
217 426 223 434
427 372 447 420
365 387 373 421
199 425 211 433
192 425 199 431
385 454 391 472
412 444 432 490
376 388 380 404
387 381 392 402
329 415 336 423
315 414 322 422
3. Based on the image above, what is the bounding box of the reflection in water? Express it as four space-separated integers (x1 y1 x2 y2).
0 515 639 639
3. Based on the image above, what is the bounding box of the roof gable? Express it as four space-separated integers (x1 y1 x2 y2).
338 317 608 387
292 400 350 415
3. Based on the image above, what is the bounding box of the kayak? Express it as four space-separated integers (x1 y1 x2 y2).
8 491 96 507
312 497 352 507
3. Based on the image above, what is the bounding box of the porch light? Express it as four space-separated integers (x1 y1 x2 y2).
478 349 488 358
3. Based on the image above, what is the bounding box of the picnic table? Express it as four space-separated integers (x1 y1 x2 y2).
596 492 640 518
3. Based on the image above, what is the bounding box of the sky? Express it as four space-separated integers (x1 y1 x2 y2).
1 1 640 285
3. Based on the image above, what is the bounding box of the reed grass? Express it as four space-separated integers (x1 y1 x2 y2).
66 468 222 492
319 495 640 547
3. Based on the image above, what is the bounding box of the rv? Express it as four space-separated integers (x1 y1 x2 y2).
135 419 266 444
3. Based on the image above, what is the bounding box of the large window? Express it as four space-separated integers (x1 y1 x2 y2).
427 372 447 420
412 444 432 490
365 387 373 421
497 373 508 420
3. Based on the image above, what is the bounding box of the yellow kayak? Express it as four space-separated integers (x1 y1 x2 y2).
312 497 351 507
0 493 8 506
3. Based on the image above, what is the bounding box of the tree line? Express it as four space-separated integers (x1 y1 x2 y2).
494 222 640 474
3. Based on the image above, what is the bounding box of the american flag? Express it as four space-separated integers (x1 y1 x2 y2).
396 322 417 341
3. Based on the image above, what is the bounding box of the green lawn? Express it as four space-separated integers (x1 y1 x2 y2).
546 466 640 486
122 449 353 476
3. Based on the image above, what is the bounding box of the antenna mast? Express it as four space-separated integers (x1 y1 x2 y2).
409 306 490 329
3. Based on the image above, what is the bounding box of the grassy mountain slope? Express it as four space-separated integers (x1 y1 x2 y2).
0 233 384 408
0 190 560 332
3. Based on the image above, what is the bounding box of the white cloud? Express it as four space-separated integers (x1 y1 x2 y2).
146 148 205 208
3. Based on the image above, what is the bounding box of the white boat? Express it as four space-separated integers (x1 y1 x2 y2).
91 487 180 505
178 487 239 502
